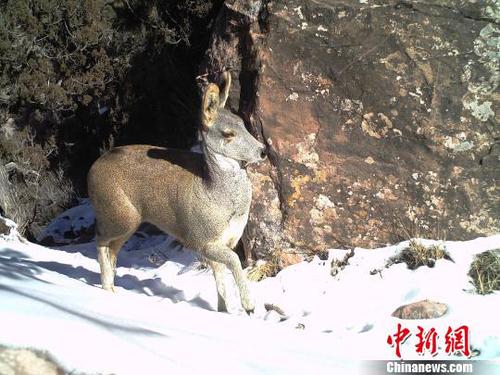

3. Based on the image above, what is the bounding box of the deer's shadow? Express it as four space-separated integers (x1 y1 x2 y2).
1 237 213 311
25 257 213 311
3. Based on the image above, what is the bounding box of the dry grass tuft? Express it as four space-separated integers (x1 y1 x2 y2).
388 240 452 270
246 252 281 282
330 249 355 276
469 249 500 295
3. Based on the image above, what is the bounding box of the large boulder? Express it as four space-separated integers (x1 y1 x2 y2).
0 346 65 375
202 0 499 260
391 299 448 320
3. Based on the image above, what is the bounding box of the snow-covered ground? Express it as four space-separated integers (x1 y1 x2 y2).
1 203 499 374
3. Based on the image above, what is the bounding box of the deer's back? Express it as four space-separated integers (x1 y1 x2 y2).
89 144 253 250
88 145 205 243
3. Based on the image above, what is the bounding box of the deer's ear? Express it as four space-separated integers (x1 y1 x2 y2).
202 83 220 129
218 71 231 108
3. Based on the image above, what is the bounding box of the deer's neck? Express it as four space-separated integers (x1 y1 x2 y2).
195 139 252 220
201 143 247 191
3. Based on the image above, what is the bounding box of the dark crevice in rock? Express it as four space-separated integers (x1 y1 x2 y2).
237 0 288 226
240 36 290 224
258 0 271 34
396 1 499 25
257 0 288 225
479 139 500 166
238 26 259 133
457 12 498 25
264 135 289 225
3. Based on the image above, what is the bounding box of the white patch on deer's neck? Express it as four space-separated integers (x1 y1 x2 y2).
212 152 242 172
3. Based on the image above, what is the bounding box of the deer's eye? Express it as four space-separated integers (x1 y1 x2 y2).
222 129 236 139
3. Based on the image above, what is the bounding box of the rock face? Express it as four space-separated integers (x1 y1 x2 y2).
0 217 9 236
202 0 499 259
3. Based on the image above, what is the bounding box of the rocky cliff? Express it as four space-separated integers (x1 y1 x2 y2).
201 0 499 262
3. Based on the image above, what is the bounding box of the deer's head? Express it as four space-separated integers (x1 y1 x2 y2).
201 73 266 166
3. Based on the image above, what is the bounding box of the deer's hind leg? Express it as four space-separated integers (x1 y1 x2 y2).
97 233 136 291
95 199 140 292
97 244 115 291
109 237 131 275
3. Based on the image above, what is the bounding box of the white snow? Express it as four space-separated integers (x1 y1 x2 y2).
1 204 500 374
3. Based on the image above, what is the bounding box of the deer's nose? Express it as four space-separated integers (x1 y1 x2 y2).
259 147 267 160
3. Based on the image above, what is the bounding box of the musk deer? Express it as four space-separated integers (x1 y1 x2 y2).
88 72 266 313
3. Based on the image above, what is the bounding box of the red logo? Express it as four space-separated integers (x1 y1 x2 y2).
387 325 471 358
444 325 471 357
387 323 411 358
415 326 439 356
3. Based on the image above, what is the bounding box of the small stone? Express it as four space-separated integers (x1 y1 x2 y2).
391 300 448 320
364 156 375 164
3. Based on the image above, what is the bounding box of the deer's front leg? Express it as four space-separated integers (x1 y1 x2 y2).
203 243 254 314
207 260 228 312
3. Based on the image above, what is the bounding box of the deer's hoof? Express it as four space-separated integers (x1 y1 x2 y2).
102 285 116 293
243 300 255 315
